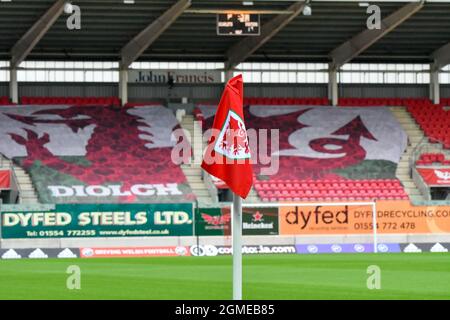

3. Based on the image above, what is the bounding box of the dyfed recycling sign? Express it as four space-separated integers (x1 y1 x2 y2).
0 203 193 239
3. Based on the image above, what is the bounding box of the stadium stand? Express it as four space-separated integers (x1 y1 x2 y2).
3 0 450 301
407 104 450 149
9 97 436 204
20 96 121 107
254 179 408 202
196 103 409 202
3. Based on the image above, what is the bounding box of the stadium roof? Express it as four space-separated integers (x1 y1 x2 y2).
0 0 450 66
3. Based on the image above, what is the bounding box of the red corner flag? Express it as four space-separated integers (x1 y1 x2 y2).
201 74 253 199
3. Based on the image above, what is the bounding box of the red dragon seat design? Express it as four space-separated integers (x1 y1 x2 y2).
0 105 194 203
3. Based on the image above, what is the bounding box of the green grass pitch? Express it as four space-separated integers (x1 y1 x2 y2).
0 253 449 300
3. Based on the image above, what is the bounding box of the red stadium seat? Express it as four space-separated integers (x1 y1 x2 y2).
19 96 121 107
254 178 409 202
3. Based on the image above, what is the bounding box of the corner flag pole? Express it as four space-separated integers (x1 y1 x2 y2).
200 73 249 300
232 193 242 300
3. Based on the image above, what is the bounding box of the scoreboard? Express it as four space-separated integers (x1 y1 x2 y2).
217 14 260 36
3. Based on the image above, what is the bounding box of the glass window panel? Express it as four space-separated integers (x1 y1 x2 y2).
65 61 74 69
53 71 63 82
261 72 271 82
0 70 8 81
342 72 351 83
242 72 251 82
288 72 296 83
36 70 46 82
55 61 64 69
74 71 84 82
92 71 102 82
270 72 279 82
342 64 351 71
406 73 415 84
315 72 324 83
297 72 306 83
306 72 315 83
34 61 45 69
84 61 93 69
368 72 377 83
65 70 74 82
111 71 119 83
279 72 288 83
17 70 25 82
260 63 269 70
85 71 94 82
253 72 261 83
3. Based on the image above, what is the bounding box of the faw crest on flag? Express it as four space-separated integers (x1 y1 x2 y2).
201 74 253 199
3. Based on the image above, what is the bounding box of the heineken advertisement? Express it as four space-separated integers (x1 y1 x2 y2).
196 207 279 236
0 203 194 239
242 207 279 236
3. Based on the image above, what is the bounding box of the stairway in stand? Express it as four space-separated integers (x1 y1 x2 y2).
179 114 215 206
0 155 39 204
390 106 424 202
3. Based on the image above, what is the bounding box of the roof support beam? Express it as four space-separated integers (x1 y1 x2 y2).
119 69 128 107
431 42 450 70
9 68 18 104
328 65 338 106
329 1 424 70
225 1 306 70
120 0 191 68
10 0 65 68
430 62 440 104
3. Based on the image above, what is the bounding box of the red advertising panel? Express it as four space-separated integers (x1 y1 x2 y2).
417 168 450 186
0 170 10 189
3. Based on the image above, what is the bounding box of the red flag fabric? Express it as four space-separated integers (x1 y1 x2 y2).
201 74 253 199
